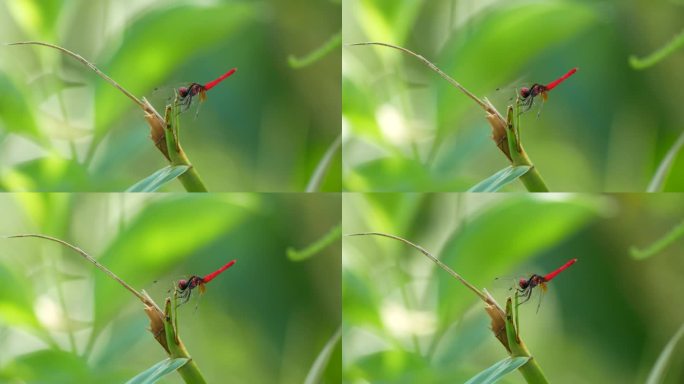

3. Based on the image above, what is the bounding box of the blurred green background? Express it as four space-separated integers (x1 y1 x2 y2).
342 0 684 191
0 193 341 383
343 193 684 383
0 0 341 191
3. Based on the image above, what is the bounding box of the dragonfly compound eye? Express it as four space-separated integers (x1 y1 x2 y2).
520 87 531 98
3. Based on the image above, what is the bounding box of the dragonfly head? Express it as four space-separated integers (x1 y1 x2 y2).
519 87 531 98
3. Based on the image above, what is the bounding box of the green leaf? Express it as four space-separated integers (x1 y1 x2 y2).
0 350 93 383
468 165 530 192
0 263 41 331
437 195 608 321
288 223 341 261
125 358 189 384
343 270 384 330
6 0 63 39
345 156 470 191
0 74 44 145
304 326 341 384
354 1 425 44
306 135 342 192
465 357 530 384
647 131 684 192
93 194 257 328
126 165 190 192
645 323 684 384
345 157 431 191
347 349 431 383
0 155 90 191
94 4 256 140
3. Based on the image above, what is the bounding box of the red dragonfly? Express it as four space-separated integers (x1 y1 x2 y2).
177 259 236 303
176 68 237 111
514 258 578 312
518 68 578 113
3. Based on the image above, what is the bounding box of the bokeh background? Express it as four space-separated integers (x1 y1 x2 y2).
343 193 684 383
0 193 341 383
342 0 684 191
0 0 341 191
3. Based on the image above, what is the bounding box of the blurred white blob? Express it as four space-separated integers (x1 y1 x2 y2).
35 294 65 330
381 301 436 337
376 104 411 146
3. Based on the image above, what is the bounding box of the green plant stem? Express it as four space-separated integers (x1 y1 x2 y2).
347 232 489 302
505 298 549 384
629 28 684 69
8 234 168 355
289 31 341 69
630 219 684 259
506 105 549 192
164 298 207 384
7 42 148 165
349 42 488 110
287 222 341 261
164 104 208 192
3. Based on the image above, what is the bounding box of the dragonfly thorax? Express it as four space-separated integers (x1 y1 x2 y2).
518 274 546 290
178 275 203 291
520 84 546 100
178 83 203 99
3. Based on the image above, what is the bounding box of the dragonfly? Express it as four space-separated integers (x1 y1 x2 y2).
176 68 237 111
153 67 238 116
498 258 578 312
176 259 237 304
518 68 578 114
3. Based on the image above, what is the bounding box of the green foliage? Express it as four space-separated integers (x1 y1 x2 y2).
343 0 684 191
307 135 342 192
304 326 342 384
342 194 684 382
645 324 684 384
0 194 341 383
468 165 531 192
92 195 257 329
93 5 255 139
464 357 531 384
647 131 684 192
0 350 94 384
0 155 90 191
0 0 341 191
125 358 189 384
126 165 189 192
0 262 42 332
0 74 43 144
